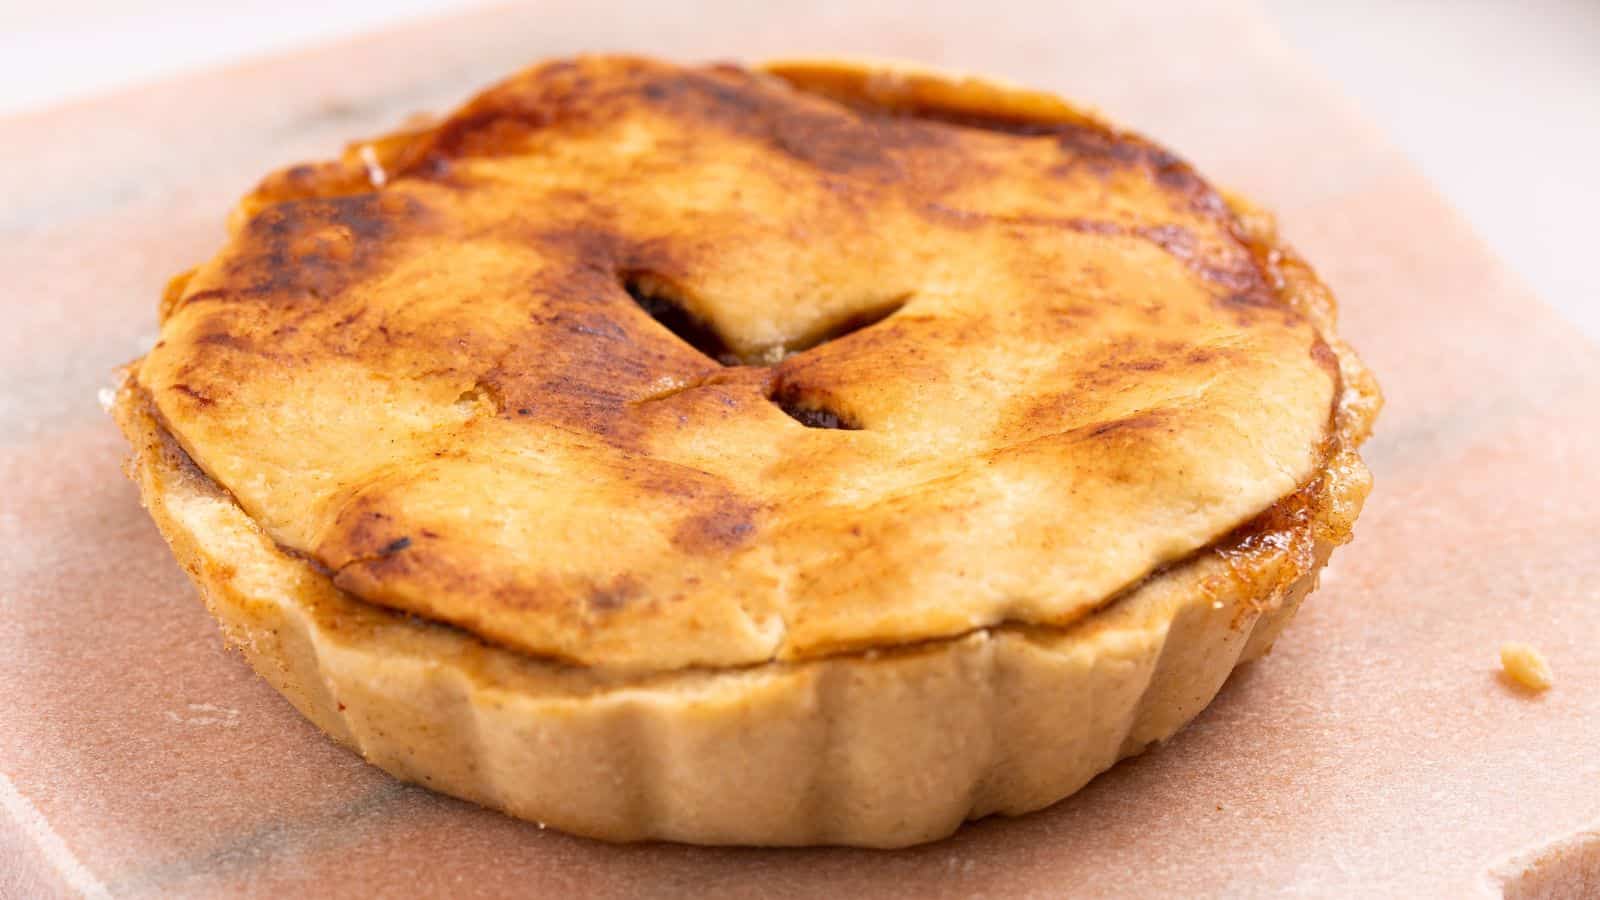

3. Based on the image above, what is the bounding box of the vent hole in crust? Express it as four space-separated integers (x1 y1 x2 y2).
625 274 909 367
623 273 741 366
769 383 860 430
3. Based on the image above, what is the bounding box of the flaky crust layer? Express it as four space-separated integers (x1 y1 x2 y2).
115 58 1378 847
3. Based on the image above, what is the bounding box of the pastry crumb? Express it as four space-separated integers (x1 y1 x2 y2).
1499 642 1553 692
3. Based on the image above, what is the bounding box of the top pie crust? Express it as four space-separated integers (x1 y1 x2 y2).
139 56 1347 673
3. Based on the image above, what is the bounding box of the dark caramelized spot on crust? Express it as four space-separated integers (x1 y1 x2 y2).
186 193 428 315
672 500 762 551
638 70 932 175
585 575 642 614
1085 410 1172 440
169 383 215 407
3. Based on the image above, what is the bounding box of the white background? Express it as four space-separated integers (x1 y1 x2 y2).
2 0 1596 338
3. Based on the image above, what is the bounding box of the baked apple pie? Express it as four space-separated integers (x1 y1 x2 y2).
113 56 1379 847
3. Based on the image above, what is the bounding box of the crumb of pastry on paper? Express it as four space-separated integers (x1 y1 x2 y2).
1499 642 1554 692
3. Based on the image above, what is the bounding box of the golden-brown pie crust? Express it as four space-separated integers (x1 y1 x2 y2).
137 56 1359 673
115 56 1379 846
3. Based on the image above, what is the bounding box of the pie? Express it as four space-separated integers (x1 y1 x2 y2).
112 56 1380 847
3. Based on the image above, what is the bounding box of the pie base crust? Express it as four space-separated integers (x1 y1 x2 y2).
113 59 1378 848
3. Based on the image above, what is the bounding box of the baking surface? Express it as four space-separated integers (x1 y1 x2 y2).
2 1 1597 897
